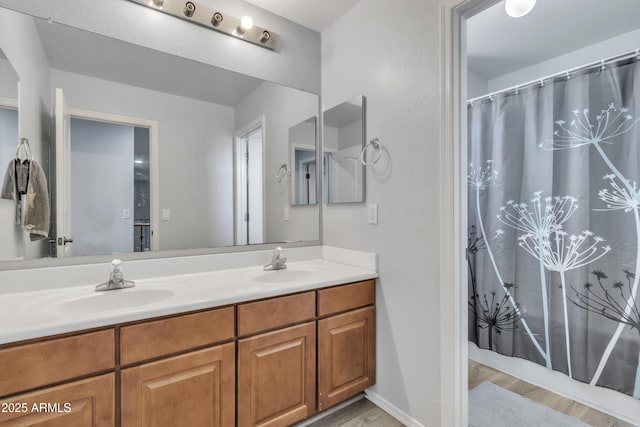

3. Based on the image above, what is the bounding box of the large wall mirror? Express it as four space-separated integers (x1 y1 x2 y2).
323 95 365 204
0 6 320 266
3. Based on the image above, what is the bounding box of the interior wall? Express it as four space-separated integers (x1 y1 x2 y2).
467 69 488 99
488 28 640 93
0 58 18 98
51 69 235 251
322 0 440 424
234 81 319 243
0 0 321 94
70 118 134 256
0 8 51 260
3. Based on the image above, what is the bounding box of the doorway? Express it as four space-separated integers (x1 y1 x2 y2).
234 118 265 245
68 117 151 256
442 0 640 425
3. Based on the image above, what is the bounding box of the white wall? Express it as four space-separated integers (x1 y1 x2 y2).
488 28 640 93
0 8 51 260
0 57 18 99
234 81 319 243
70 118 134 256
0 106 18 261
0 0 320 94
51 69 235 251
322 0 440 424
467 69 488 99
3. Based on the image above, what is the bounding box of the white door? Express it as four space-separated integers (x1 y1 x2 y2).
54 88 73 257
234 120 264 245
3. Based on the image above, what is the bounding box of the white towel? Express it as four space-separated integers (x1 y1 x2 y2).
1 159 50 241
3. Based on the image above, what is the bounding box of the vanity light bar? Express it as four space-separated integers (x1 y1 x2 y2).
128 0 275 50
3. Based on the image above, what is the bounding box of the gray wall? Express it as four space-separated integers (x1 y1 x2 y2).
0 8 51 260
52 69 235 251
0 0 320 94
70 118 134 256
234 81 319 243
322 0 440 424
0 57 18 99
488 28 640 93
467 69 489 99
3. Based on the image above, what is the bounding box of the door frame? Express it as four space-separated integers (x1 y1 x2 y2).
63 107 160 251
439 1 500 426
233 115 266 245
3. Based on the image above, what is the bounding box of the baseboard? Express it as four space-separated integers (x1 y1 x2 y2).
365 390 427 427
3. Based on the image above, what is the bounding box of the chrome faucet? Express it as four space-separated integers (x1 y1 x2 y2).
263 247 287 271
95 259 135 291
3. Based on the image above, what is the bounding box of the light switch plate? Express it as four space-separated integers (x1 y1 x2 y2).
122 209 131 219
368 204 378 224
162 209 171 221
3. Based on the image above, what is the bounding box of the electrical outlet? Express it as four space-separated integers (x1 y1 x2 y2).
122 209 131 219
162 209 171 221
368 204 378 224
284 206 289 221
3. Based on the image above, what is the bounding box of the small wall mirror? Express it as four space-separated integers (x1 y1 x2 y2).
323 95 365 204
289 116 318 205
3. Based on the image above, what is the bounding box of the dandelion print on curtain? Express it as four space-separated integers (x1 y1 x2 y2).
468 56 640 397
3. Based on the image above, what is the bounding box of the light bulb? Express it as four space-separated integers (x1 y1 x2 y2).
240 16 254 30
504 0 536 18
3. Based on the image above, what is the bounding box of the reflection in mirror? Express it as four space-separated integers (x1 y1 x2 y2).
289 117 318 205
324 95 366 204
0 6 320 265
0 48 20 261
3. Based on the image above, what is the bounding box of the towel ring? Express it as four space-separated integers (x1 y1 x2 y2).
361 138 382 166
275 164 289 182
15 137 33 162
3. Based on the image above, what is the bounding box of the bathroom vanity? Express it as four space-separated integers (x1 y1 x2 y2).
0 255 377 427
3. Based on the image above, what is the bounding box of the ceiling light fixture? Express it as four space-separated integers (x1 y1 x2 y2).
128 0 275 49
504 0 536 18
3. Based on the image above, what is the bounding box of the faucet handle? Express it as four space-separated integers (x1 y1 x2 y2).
273 247 284 259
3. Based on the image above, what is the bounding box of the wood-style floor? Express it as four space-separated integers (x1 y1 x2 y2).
304 360 635 427
306 398 404 427
469 359 636 427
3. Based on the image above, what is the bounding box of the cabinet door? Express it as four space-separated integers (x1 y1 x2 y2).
121 343 234 427
0 374 115 427
318 306 376 410
238 322 316 427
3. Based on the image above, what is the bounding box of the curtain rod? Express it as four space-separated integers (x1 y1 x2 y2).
468 48 640 104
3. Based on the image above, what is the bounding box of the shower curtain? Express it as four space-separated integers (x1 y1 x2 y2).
468 57 640 397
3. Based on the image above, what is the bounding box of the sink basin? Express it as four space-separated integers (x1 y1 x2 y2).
48 288 175 313
252 269 317 283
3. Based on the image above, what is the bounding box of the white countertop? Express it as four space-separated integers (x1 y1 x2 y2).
0 256 377 345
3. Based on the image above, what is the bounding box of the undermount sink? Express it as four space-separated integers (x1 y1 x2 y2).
252 269 317 283
49 288 175 313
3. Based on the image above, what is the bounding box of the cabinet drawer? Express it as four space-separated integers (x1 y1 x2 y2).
0 329 115 398
0 374 115 427
317 280 375 317
120 306 234 365
238 291 315 337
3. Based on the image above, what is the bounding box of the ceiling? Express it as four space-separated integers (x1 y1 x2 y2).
245 0 360 32
467 0 640 80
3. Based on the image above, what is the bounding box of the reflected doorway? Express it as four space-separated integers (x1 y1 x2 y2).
68 118 151 256
234 119 264 245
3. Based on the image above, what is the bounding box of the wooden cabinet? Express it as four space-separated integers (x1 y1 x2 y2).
0 329 115 398
317 281 376 411
1 278 376 426
0 374 115 427
121 343 235 427
238 322 316 427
